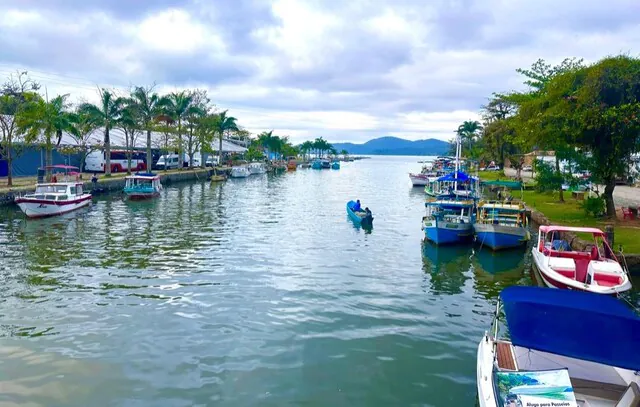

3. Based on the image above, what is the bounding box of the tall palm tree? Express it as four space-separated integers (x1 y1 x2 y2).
69 109 99 175
457 120 482 156
215 110 238 165
79 89 124 175
158 91 194 168
129 86 162 172
117 105 141 173
299 140 313 160
17 94 76 180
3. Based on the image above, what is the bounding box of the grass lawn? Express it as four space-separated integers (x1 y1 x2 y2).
522 189 640 253
476 170 506 182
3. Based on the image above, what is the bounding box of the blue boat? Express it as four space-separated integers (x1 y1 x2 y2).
473 201 529 250
320 159 331 169
311 159 322 169
331 161 340 170
346 200 373 226
123 173 162 200
422 199 475 245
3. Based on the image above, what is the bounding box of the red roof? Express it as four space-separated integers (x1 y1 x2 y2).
539 225 605 235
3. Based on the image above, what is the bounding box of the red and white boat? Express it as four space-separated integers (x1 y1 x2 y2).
15 165 92 218
532 225 631 294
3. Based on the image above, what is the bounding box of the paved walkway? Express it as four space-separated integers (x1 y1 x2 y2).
504 168 640 207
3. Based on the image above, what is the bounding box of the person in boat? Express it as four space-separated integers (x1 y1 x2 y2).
365 207 371 216
353 199 362 212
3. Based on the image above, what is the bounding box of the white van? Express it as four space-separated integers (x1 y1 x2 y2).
85 150 146 173
155 153 191 170
205 155 219 167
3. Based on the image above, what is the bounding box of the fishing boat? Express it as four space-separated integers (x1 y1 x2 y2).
422 199 475 244
320 159 331 169
287 158 297 171
409 165 439 187
123 173 162 199
477 286 640 407
346 200 373 226
474 202 529 250
230 165 250 178
248 162 267 175
331 161 340 170
15 165 92 218
531 225 631 294
311 159 322 169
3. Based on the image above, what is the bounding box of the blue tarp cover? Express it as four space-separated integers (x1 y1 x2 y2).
437 171 469 182
500 286 640 371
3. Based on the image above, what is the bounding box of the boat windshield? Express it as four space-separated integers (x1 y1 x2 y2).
35 185 67 194
127 178 153 187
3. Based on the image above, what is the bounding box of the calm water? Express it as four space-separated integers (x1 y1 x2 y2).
0 156 638 407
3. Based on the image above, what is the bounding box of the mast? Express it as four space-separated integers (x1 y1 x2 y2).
454 132 461 193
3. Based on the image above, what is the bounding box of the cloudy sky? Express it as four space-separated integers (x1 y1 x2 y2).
0 0 638 144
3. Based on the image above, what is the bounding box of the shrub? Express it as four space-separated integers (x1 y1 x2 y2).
581 196 605 218
534 160 564 193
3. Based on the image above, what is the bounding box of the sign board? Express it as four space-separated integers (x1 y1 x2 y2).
494 369 577 407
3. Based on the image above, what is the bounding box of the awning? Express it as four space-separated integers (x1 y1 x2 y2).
500 286 640 371
437 171 469 182
209 140 247 153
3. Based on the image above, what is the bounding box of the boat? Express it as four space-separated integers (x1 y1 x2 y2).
230 165 250 178
210 174 226 182
422 199 475 244
531 225 632 294
409 165 438 187
346 200 373 226
15 165 92 218
311 159 322 170
474 201 529 250
320 159 331 169
123 173 162 199
247 162 267 175
331 161 340 170
477 286 640 407
287 158 297 171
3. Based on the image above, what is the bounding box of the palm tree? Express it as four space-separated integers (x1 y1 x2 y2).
158 91 194 168
457 120 482 156
79 89 124 175
257 130 274 157
299 140 314 161
215 110 238 165
117 105 141 173
17 94 76 180
69 109 99 175
340 149 349 159
129 86 162 172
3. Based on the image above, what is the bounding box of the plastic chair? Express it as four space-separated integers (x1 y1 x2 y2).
622 207 634 220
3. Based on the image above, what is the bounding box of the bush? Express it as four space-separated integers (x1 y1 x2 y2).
581 196 605 218
534 160 564 193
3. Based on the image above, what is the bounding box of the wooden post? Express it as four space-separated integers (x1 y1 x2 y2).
605 224 615 247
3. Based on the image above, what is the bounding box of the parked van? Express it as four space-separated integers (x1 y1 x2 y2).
85 150 146 173
155 153 191 170
205 155 219 167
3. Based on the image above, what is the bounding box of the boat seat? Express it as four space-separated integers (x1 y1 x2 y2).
548 257 576 278
615 382 640 407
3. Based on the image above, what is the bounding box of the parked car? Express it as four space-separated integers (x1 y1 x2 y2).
522 165 532 172
485 165 501 171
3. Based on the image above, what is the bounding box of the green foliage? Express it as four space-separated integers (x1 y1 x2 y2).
533 160 564 193
581 196 605 218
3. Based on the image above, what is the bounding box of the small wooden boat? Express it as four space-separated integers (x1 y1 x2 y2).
15 165 92 218
346 200 373 226
331 161 340 170
473 201 529 250
287 160 297 171
210 174 226 182
123 173 162 199
477 286 640 407
531 225 631 294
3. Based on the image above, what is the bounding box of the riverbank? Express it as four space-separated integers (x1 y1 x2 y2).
0 168 213 206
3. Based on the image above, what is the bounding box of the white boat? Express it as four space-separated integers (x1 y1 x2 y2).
247 162 266 175
15 165 92 218
532 225 631 294
230 165 250 178
478 286 640 407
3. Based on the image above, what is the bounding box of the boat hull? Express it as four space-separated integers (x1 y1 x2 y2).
474 223 528 250
409 174 429 186
423 219 473 245
124 191 160 200
346 201 373 226
15 195 92 218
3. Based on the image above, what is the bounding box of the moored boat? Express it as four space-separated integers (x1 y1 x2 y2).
287 159 297 171
230 165 250 178
477 286 640 407
346 200 373 226
123 173 162 199
331 161 340 170
248 162 267 175
422 199 475 244
311 159 322 170
531 225 631 294
15 165 92 218
474 201 529 250
210 174 226 182
320 159 331 169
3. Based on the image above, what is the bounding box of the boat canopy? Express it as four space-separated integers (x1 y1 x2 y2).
500 286 640 372
481 180 523 189
538 225 604 235
437 171 469 182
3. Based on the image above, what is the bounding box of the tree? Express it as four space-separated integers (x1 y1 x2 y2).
17 94 76 180
299 141 314 160
69 109 99 175
340 149 349 159
457 120 482 156
79 89 124 175
215 110 238 165
158 91 194 168
129 85 163 173
0 71 40 186
183 90 208 168
117 105 142 173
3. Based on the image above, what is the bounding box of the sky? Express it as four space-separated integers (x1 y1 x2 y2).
0 0 639 144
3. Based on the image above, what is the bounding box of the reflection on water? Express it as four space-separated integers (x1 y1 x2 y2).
0 156 637 406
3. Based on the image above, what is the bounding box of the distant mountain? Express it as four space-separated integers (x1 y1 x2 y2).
332 137 450 156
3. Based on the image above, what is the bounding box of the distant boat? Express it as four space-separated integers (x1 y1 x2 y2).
331 161 340 170
320 159 331 169
230 165 250 178
346 200 373 226
123 173 162 200
210 174 226 183
247 162 266 175
287 158 297 171
311 159 322 169
15 165 92 218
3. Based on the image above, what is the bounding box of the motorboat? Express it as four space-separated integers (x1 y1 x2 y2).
422 199 475 244
15 165 92 218
410 165 439 187
532 225 631 294
123 173 162 199
477 286 640 407
346 200 373 226
331 161 340 170
311 159 322 170
287 159 297 171
474 201 529 250
320 159 331 169
230 165 250 178
247 162 266 175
